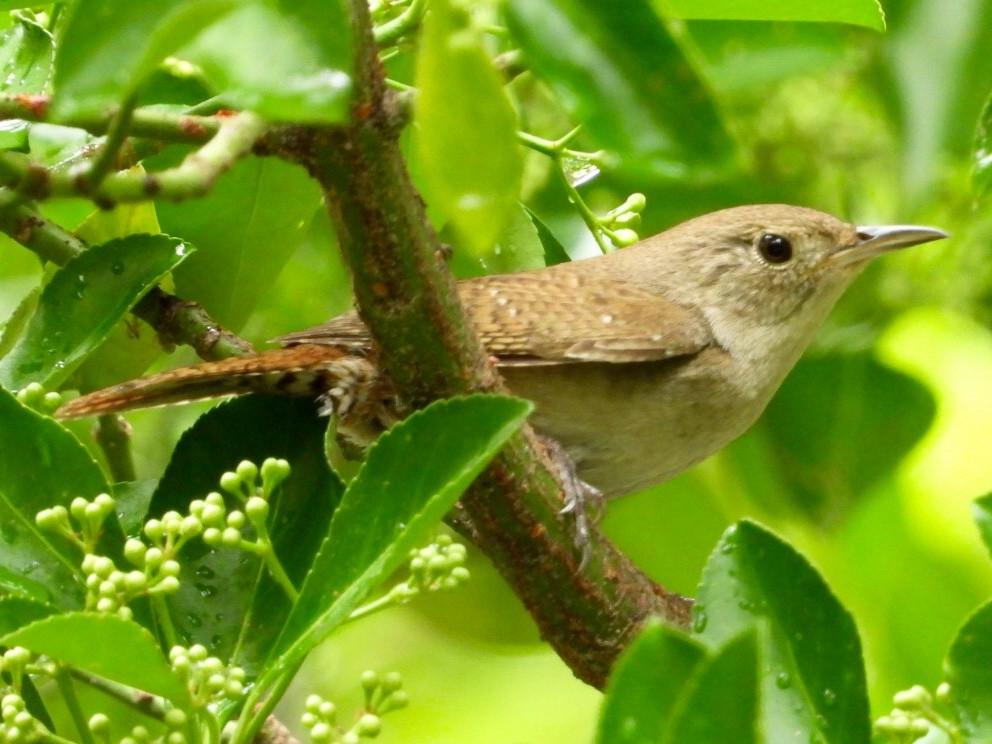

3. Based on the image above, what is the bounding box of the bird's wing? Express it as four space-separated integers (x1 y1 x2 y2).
460 272 713 364
276 272 713 365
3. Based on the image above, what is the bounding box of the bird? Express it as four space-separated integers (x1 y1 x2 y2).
56 204 946 500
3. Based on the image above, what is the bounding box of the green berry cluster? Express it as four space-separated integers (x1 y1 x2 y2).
0 649 42 744
88 717 166 744
15 382 61 415
601 192 646 248
1 691 43 744
169 645 246 709
388 534 469 603
301 672 407 744
193 459 290 556
875 683 959 743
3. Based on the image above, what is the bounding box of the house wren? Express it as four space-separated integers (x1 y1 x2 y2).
57 204 945 498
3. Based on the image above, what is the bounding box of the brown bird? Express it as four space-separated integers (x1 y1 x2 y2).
57 205 946 499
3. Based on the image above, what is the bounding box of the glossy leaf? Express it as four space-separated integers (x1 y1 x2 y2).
758 352 935 523
944 600 992 741
973 493 992 561
0 235 192 391
661 631 759 743
1 613 192 708
149 395 343 674
596 621 707 743
156 156 321 330
264 396 532 685
177 0 353 123
415 0 523 256
0 14 54 95
70 196 168 390
657 0 885 30
974 90 992 200
0 597 56 636
504 0 735 180
695 521 870 744
52 0 238 118
0 387 113 609
524 206 570 266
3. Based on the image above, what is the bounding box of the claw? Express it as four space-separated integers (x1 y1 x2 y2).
539 435 606 568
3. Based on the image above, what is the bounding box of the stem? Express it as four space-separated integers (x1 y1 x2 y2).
68 668 169 721
151 593 179 649
373 0 426 46
54 667 97 744
84 94 139 188
0 111 268 207
231 662 301 744
94 414 137 482
0 94 219 144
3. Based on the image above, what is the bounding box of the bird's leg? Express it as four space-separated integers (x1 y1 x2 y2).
537 435 606 568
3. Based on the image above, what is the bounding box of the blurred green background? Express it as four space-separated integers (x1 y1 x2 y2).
4 0 992 740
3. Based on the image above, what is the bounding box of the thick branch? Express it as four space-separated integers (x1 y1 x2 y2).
273 0 691 688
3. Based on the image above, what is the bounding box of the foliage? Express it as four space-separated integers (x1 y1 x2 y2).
0 0 989 742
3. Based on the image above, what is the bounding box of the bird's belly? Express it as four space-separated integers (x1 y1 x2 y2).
500 353 765 498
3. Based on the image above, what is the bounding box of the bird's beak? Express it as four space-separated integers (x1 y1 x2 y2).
830 224 948 268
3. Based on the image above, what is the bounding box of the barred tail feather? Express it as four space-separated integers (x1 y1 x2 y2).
55 344 353 420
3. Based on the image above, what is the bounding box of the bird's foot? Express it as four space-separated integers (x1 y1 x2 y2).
539 436 606 569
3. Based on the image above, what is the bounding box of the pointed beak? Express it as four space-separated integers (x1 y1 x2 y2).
830 224 948 268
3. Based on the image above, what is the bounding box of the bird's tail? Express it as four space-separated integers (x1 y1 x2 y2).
55 344 371 420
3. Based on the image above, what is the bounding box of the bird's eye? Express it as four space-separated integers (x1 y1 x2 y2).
757 233 793 264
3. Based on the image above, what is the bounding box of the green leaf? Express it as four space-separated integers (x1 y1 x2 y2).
596 621 707 743
0 14 54 95
414 0 523 256
944 600 992 741
70 198 168 390
524 206 570 266
661 631 759 744
973 493 992 561
52 0 238 118
657 0 885 30
504 0 735 180
449 203 548 278
0 235 191 391
0 597 56 636
1 613 192 708
177 0 353 123
0 387 112 609
758 352 935 523
264 395 531 685
974 90 992 200
155 156 321 330
149 395 343 674
695 521 870 744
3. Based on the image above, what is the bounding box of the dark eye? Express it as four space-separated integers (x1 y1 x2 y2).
758 233 793 264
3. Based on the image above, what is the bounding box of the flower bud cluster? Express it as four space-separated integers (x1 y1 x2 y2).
301 673 406 744
602 192 646 248
194 459 290 554
169 645 246 709
389 534 469 603
875 683 957 743
1 691 43 744
15 383 62 415
36 493 116 553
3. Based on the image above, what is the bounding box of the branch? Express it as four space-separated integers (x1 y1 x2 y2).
0 94 219 143
0 111 267 208
271 0 692 688
0 200 254 361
